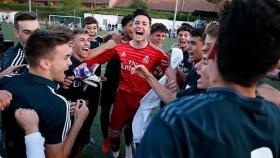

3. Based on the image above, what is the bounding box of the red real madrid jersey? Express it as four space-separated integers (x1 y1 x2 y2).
85 42 167 96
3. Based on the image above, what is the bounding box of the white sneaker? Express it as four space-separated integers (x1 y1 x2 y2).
83 75 100 87
125 145 133 158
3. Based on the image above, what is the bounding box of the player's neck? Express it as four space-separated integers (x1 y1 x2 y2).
180 46 187 52
130 40 148 49
90 36 96 42
123 35 132 42
73 53 84 62
216 81 257 98
29 68 53 81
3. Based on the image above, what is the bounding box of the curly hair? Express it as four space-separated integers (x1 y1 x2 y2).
217 0 280 86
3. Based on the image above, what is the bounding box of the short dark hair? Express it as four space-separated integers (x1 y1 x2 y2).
205 21 219 37
177 25 193 35
24 29 72 67
121 14 133 27
83 16 98 28
132 9 152 26
181 23 193 28
190 28 204 39
14 11 37 30
151 23 168 34
217 0 280 87
103 34 113 43
73 28 88 36
47 24 73 38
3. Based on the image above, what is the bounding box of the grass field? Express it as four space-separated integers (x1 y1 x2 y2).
1 22 280 158
1 23 177 52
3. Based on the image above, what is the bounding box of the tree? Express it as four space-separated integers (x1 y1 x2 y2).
207 0 231 14
63 0 82 15
130 0 150 10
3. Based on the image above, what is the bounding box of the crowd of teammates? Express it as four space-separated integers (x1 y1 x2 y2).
0 0 280 157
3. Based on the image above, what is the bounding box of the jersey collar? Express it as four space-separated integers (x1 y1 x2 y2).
26 73 60 90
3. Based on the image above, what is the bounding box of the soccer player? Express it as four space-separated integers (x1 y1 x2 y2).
83 16 103 49
1 11 40 73
85 9 167 158
82 16 104 146
178 22 218 96
0 29 89 158
150 23 169 79
135 0 280 157
179 28 204 89
150 23 168 48
194 22 220 90
165 28 205 101
99 14 133 154
176 24 193 75
58 28 98 158
133 23 218 104
121 14 134 42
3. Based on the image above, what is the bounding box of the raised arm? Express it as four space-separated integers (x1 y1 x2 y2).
45 100 89 158
0 64 27 79
15 108 45 158
266 69 280 81
85 39 117 60
133 65 176 104
0 90 12 110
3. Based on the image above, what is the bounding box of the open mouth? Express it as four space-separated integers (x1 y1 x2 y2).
197 78 201 84
136 31 144 37
180 41 187 44
157 41 162 44
157 42 163 47
82 48 89 51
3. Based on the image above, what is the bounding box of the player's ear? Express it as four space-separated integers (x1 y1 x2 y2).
148 25 151 34
267 59 280 72
39 59 51 70
14 28 19 39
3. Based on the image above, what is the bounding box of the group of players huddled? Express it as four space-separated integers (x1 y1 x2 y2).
0 0 280 158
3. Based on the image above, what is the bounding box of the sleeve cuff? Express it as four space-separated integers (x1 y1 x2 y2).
25 132 45 158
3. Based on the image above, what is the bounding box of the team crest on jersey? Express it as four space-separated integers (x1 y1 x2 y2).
143 56 149 64
121 51 126 57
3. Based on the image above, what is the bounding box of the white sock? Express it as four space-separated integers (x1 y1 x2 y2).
112 150 120 158
126 144 132 150
125 145 133 158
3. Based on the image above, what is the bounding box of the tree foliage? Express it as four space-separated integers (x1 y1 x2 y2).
130 0 150 10
63 0 82 14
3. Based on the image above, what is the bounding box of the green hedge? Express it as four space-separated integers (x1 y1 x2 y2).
0 2 62 12
0 2 29 11
88 8 197 21
0 2 198 21
0 2 83 19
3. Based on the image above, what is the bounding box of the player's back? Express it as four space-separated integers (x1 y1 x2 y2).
169 88 280 157
137 87 280 158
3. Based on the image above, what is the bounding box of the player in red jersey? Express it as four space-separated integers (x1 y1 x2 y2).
85 9 167 158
